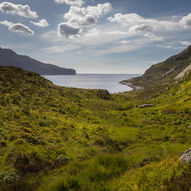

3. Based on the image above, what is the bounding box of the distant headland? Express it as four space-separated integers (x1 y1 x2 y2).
0 47 76 75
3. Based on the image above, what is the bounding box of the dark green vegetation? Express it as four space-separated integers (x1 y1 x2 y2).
0 47 76 75
1 52 191 191
124 45 191 87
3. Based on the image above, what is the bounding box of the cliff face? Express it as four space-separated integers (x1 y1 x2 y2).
0 47 76 75
125 45 191 86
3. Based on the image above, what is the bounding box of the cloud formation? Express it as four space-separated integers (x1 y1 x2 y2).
87 3 112 19
108 13 177 34
54 0 84 7
64 6 96 27
59 3 112 38
180 41 191 46
30 19 49 27
0 2 38 18
64 3 112 27
179 13 191 28
58 23 80 38
0 20 34 35
42 44 79 53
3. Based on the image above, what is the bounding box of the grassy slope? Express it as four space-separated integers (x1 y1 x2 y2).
124 45 191 87
1 66 191 191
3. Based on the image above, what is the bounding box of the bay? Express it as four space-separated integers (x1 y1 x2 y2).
44 74 140 94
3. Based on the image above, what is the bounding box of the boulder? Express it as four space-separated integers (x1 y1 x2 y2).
140 104 154 108
180 147 191 164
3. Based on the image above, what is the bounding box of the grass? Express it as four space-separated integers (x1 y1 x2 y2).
1 66 191 190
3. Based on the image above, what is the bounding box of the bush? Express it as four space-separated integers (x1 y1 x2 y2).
6 151 48 175
97 90 110 100
0 172 20 184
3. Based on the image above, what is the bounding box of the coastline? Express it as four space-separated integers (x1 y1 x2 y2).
120 81 143 91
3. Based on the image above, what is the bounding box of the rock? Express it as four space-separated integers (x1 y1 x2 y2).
140 104 154 108
187 125 191 129
140 158 151 167
180 147 191 164
57 154 70 162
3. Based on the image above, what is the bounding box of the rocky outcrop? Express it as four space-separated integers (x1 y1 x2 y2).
139 104 155 108
180 147 191 164
175 63 191 80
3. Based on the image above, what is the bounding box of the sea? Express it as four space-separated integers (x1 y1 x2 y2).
44 74 140 94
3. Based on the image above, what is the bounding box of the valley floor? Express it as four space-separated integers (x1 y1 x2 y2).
0 66 191 191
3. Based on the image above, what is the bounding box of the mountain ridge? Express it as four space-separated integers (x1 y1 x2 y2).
122 45 191 87
0 47 76 75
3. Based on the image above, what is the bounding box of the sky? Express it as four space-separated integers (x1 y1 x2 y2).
0 0 191 74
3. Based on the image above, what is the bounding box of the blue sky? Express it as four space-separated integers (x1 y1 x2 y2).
0 0 191 74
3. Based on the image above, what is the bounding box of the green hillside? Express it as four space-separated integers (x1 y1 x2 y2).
1 66 191 191
123 45 191 87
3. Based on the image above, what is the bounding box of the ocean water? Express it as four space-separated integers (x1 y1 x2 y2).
44 74 140 94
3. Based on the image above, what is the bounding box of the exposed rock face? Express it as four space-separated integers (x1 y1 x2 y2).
180 148 191 164
175 63 191 80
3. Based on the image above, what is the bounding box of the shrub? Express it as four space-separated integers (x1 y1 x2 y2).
51 182 69 191
97 90 110 100
6 151 48 175
0 172 20 184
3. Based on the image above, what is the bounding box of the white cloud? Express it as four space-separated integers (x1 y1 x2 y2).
156 44 174 49
69 15 95 27
41 31 61 42
108 13 177 33
54 0 84 6
64 3 112 27
87 3 112 19
180 41 191 46
42 44 79 53
179 13 191 28
58 22 80 38
0 20 34 35
42 9 191 55
108 12 191 37
77 28 129 45
64 6 96 27
0 2 38 18
144 33 163 41
129 23 153 34
42 23 162 55
30 19 49 28
58 2 112 38
94 43 141 56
